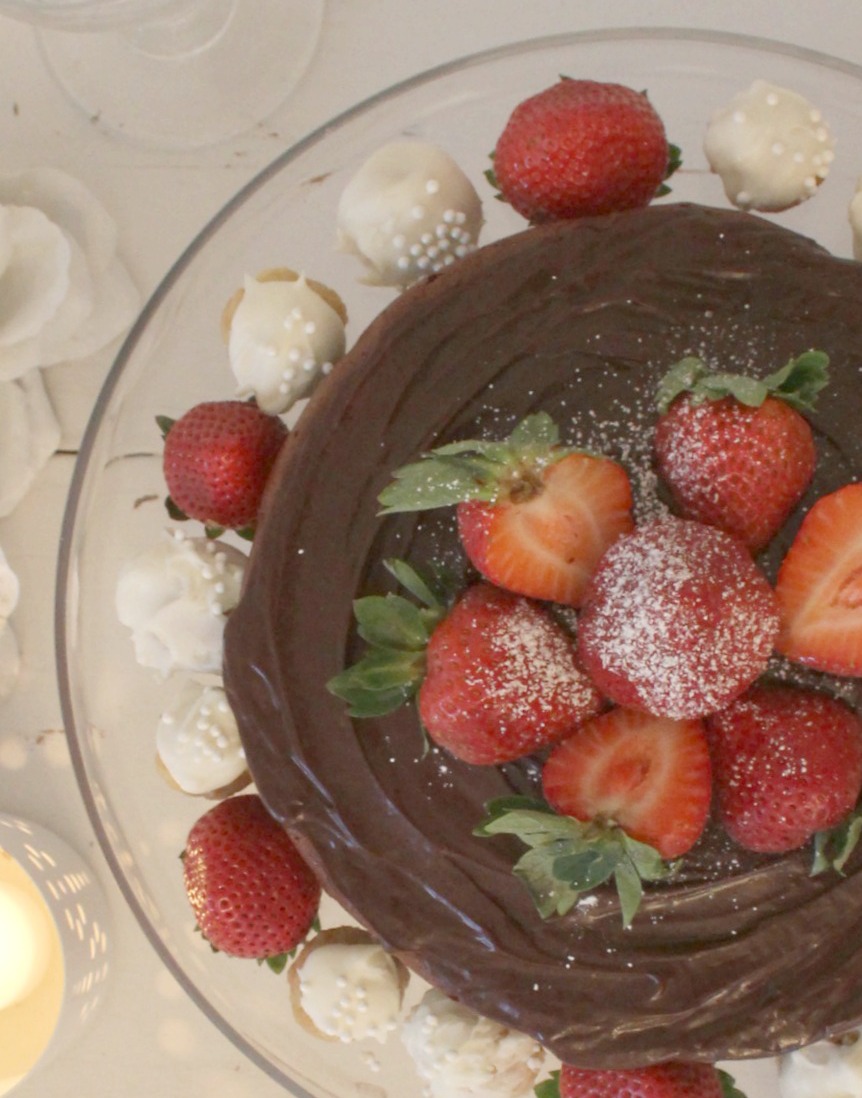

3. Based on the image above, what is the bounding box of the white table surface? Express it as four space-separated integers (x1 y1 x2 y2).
1 1 861 1094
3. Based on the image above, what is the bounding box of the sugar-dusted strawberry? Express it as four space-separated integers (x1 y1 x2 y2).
182 794 320 963
707 684 862 854
577 517 779 719
378 413 634 607
327 561 602 764
654 352 828 552
542 708 711 860
552 1061 740 1098
490 78 678 223
161 400 288 535
775 483 862 676
418 582 602 764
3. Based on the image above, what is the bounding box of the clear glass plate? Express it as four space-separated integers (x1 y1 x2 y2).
56 27 862 1098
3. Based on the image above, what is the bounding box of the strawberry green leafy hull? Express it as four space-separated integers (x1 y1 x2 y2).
223 203 862 1068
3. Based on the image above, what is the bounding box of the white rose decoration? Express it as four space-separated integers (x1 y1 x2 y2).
0 167 139 378
0 546 20 698
0 370 61 517
0 168 138 516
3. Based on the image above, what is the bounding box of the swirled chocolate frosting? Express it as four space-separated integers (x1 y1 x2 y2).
224 203 862 1068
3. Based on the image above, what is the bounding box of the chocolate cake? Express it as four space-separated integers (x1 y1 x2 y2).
223 202 862 1068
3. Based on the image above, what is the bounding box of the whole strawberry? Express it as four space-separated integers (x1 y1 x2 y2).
418 581 602 764
182 794 320 960
379 412 634 607
162 400 288 534
654 352 828 552
491 78 676 223
707 684 862 854
327 562 602 765
577 517 779 719
555 1061 737 1098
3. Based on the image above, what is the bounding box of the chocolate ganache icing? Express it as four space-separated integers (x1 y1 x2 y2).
224 203 862 1068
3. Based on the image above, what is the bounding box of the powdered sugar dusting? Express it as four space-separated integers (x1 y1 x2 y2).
481 595 597 719
579 518 780 718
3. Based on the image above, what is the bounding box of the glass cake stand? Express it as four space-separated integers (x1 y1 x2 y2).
56 28 862 1098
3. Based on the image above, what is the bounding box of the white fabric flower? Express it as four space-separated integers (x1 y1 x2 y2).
0 167 139 379
0 370 61 517
0 546 20 698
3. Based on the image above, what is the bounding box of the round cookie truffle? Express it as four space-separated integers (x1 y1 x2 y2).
288 926 408 1043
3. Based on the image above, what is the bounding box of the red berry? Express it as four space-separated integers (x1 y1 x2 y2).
163 400 288 531
417 582 602 765
577 518 779 718
492 78 671 223
776 483 862 675
457 450 634 606
655 393 816 552
182 794 320 959
707 684 862 853
542 708 711 859
559 1061 724 1098
379 413 633 607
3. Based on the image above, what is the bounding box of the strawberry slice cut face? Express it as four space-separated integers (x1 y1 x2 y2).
378 413 634 607
776 483 862 676
457 452 634 606
542 707 712 859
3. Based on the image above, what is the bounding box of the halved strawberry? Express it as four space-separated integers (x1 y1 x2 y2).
775 483 862 675
542 708 711 860
476 703 709 925
379 413 633 606
654 351 827 552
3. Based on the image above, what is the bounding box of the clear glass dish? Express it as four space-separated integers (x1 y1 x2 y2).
56 27 862 1098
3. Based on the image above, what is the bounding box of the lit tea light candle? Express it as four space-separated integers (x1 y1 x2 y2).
0 880 53 1010
0 815 110 1097
0 847 64 1097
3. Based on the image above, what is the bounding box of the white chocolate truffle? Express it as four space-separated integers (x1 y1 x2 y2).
337 141 483 288
850 177 862 260
401 987 544 1098
289 927 408 1044
779 1032 862 1098
225 272 346 415
115 533 245 676
156 679 247 797
704 79 834 211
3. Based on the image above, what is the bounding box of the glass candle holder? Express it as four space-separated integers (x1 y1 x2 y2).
0 814 111 1096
